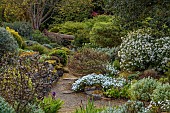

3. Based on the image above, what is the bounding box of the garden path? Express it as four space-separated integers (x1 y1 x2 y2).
51 73 126 113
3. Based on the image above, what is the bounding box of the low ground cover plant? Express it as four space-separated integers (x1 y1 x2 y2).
72 73 126 92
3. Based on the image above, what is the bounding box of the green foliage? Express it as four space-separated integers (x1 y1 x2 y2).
6 27 26 49
165 62 170 84
129 77 160 101
90 21 124 47
127 73 140 81
104 88 120 98
53 0 93 23
151 83 170 102
21 103 45 113
68 48 110 76
109 0 170 24
25 40 40 46
75 99 102 113
0 27 18 57
32 30 50 44
113 60 120 70
50 21 86 34
102 101 146 113
0 96 16 113
27 44 49 54
104 84 130 99
49 49 68 66
50 21 90 47
3 21 33 38
40 96 63 113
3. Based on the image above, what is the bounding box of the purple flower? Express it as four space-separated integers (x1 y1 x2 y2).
52 92 56 97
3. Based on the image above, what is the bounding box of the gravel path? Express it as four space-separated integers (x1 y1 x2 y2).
51 74 126 113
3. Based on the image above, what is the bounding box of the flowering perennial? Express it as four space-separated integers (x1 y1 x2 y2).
118 29 170 72
72 73 126 91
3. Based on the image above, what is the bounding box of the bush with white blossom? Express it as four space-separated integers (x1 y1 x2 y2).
72 73 126 92
118 29 170 72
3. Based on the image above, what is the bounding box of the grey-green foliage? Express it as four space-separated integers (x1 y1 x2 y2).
101 101 146 113
0 27 18 57
129 77 160 101
0 96 16 113
26 103 45 113
151 83 170 102
3 21 33 38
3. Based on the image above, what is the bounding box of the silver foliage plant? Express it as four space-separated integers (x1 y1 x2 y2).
72 73 126 92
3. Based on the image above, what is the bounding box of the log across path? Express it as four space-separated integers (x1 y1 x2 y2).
51 73 126 113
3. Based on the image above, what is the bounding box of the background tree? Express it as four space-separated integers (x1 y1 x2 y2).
1 0 60 30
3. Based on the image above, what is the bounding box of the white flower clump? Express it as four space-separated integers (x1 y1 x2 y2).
144 100 170 112
106 64 119 75
118 29 170 72
72 73 126 91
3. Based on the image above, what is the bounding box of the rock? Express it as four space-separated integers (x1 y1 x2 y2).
63 67 69 73
62 73 78 80
62 90 74 94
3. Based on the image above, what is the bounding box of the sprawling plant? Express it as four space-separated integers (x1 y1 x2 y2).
72 73 126 92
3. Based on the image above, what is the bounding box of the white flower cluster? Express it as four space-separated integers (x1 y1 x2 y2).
144 100 170 112
118 29 170 72
72 73 126 91
106 64 119 75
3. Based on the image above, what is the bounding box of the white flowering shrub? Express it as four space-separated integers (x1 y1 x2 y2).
72 73 126 92
118 29 170 72
129 77 161 101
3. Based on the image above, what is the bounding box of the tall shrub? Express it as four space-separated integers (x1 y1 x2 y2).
0 27 18 57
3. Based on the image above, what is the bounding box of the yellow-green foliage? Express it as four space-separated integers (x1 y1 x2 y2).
6 27 25 48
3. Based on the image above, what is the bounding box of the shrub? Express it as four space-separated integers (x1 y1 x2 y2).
50 21 86 35
129 77 160 101
102 101 146 113
0 54 58 112
18 103 45 113
0 27 18 57
68 48 110 76
139 69 159 79
151 84 170 103
72 73 126 92
0 96 16 113
90 21 124 47
49 49 68 66
27 44 49 54
40 96 63 113
104 83 130 99
93 47 119 62
3 21 32 38
32 30 50 44
25 40 39 46
6 27 26 49
53 0 93 23
118 29 170 72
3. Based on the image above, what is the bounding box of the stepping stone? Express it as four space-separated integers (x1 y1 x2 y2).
62 73 78 80
62 90 74 94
